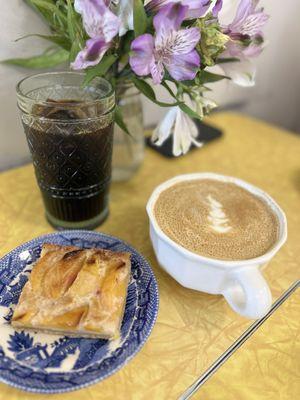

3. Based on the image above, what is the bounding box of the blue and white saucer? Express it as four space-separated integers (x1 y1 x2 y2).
0 231 159 393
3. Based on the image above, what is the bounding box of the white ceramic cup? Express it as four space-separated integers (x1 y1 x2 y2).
146 173 287 319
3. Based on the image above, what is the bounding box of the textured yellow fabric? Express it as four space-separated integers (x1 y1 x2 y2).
0 112 299 400
196 288 300 400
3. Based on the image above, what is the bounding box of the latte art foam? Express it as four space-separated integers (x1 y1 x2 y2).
154 179 279 260
206 195 232 233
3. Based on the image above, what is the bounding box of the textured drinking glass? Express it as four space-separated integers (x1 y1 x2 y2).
16 72 115 229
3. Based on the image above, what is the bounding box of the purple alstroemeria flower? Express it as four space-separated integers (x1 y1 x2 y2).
212 0 223 17
129 3 200 84
219 0 268 87
225 38 263 59
146 0 220 19
71 0 120 70
219 39 263 86
223 0 269 40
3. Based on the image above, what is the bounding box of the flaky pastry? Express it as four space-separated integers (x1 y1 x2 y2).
11 244 131 339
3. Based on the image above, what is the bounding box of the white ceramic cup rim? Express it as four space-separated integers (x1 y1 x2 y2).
146 172 287 269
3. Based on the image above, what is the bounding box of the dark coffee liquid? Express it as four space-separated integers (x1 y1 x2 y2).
23 99 114 227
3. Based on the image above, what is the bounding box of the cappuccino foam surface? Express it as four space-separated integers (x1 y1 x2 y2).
154 179 279 260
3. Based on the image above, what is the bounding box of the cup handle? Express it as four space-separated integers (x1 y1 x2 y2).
222 267 272 319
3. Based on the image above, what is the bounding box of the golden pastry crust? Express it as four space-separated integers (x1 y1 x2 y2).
11 244 131 339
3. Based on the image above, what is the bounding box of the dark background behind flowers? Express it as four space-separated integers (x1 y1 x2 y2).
0 0 299 170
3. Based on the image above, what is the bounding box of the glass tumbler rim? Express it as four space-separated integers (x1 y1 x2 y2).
16 71 115 120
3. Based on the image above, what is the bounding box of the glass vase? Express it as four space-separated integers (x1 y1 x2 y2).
112 82 144 182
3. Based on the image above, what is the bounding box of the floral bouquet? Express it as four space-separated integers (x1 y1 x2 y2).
6 0 268 155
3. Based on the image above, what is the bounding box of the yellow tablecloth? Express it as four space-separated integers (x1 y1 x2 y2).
0 112 299 399
197 287 300 400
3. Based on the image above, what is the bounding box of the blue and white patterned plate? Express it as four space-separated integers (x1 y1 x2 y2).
0 231 159 393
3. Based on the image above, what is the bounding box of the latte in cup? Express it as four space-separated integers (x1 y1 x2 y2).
153 179 279 260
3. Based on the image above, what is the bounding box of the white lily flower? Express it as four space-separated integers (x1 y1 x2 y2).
111 0 134 36
194 94 218 118
152 107 178 146
220 58 256 87
152 106 203 157
202 96 218 111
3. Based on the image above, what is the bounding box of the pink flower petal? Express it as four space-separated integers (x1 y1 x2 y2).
129 34 155 76
240 12 269 36
231 0 253 29
184 0 212 19
226 0 268 37
147 0 213 20
223 37 263 59
150 61 165 84
154 3 188 46
166 50 200 81
243 42 263 58
146 0 170 13
212 0 223 17
75 0 120 42
71 38 109 70
169 28 200 55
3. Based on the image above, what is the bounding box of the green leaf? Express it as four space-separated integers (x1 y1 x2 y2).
15 34 71 51
2 48 69 69
119 53 129 66
132 77 181 107
28 0 67 22
65 0 85 61
198 70 229 84
133 77 156 99
83 54 118 86
161 81 177 99
179 103 202 121
66 0 76 42
133 0 147 37
216 57 240 64
178 79 196 87
24 0 69 36
69 40 81 63
115 106 132 136
120 31 135 54
24 0 54 23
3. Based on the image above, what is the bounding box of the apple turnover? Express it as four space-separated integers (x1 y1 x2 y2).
11 243 131 339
